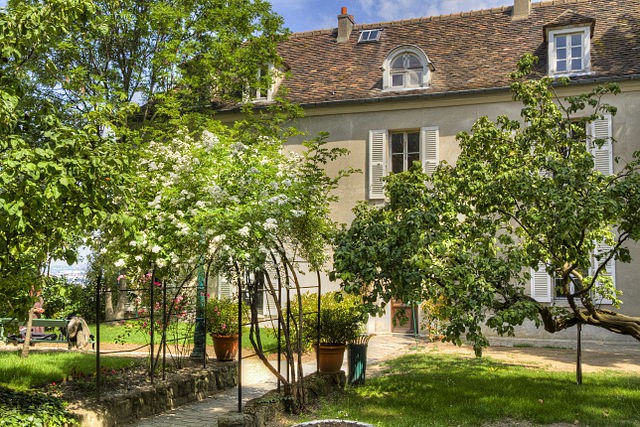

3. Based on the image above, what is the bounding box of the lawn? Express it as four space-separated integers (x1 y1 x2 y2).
294 353 640 427
91 322 279 352
0 352 141 391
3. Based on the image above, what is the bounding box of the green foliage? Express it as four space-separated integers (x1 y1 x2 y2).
294 353 640 426
41 277 96 322
334 54 640 353
292 292 367 349
0 387 77 427
205 296 245 336
0 0 133 319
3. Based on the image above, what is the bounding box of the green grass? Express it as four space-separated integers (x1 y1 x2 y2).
91 323 279 352
295 353 640 427
0 352 141 391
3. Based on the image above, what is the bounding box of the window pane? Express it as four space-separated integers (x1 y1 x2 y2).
408 71 421 86
556 48 566 60
391 154 404 173
407 132 420 152
571 58 582 70
571 34 582 46
391 134 404 153
391 57 404 69
407 55 421 68
571 46 582 58
369 30 378 40
392 74 404 86
555 35 566 48
407 152 420 168
557 60 567 72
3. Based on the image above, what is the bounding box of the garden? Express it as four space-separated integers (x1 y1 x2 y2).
3 0 640 426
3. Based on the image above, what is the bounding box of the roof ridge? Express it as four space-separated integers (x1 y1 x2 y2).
288 0 593 38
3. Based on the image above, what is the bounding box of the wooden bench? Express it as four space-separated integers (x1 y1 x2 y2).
0 317 70 345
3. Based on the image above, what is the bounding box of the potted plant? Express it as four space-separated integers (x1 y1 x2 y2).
301 292 368 373
205 296 242 361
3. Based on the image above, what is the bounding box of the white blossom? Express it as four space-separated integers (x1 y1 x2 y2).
114 259 126 268
238 226 250 237
263 218 278 230
151 245 162 254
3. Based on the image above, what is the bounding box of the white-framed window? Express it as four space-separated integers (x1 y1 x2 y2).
547 26 591 76
368 126 439 200
248 64 282 102
531 115 614 304
382 45 433 91
358 29 381 43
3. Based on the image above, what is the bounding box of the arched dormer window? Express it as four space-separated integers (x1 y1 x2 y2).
382 45 433 91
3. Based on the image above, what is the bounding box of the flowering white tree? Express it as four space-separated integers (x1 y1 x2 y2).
94 104 350 409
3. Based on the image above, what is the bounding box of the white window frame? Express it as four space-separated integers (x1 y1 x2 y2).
382 45 432 91
547 26 591 77
368 126 438 200
358 29 381 43
247 64 282 102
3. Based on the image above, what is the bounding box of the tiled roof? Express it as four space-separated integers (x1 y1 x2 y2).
277 0 640 106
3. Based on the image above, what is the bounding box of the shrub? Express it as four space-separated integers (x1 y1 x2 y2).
289 292 368 351
0 387 77 426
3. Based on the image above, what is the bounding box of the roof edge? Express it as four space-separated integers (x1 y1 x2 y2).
288 0 592 39
293 73 640 109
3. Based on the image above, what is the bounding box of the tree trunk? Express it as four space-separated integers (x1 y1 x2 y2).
20 307 35 358
539 305 640 340
114 278 128 320
104 287 115 321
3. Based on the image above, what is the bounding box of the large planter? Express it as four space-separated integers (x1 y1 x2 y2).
317 344 347 373
212 334 239 361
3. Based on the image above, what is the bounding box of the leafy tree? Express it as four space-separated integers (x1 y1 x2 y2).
333 55 640 355
0 0 131 358
11 0 287 321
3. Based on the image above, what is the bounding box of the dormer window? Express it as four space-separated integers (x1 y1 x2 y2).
358 29 381 43
548 26 591 76
382 45 433 91
248 64 282 102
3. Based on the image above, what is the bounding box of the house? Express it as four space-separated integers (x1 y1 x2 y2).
224 0 640 345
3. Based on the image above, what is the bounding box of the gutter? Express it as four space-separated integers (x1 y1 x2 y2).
295 73 640 110
218 73 640 113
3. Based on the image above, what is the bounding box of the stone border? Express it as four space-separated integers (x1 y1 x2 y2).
218 371 346 427
71 362 237 426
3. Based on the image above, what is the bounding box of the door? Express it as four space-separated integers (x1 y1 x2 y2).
390 299 416 334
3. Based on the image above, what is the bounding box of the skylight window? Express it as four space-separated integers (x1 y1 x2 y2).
358 29 381 43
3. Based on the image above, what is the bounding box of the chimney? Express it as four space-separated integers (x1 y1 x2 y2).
512 0 531 20
337 7 355 43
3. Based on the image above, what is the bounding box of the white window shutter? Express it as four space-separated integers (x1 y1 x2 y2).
262 289 277 317
369 129 387 200
592 243 615 305
420 126 439 176
218 277 233 298
531 264 552 303
587 115 613 176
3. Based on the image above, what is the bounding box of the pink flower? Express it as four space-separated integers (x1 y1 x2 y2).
117 274 127 282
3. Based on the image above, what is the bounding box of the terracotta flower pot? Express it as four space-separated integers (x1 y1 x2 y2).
212 334 239 361
317 343 346 373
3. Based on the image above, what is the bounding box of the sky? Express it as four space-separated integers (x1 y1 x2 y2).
270 0 519 33
0 1 522 32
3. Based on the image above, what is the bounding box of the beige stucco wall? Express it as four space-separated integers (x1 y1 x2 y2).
282 80 640 344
